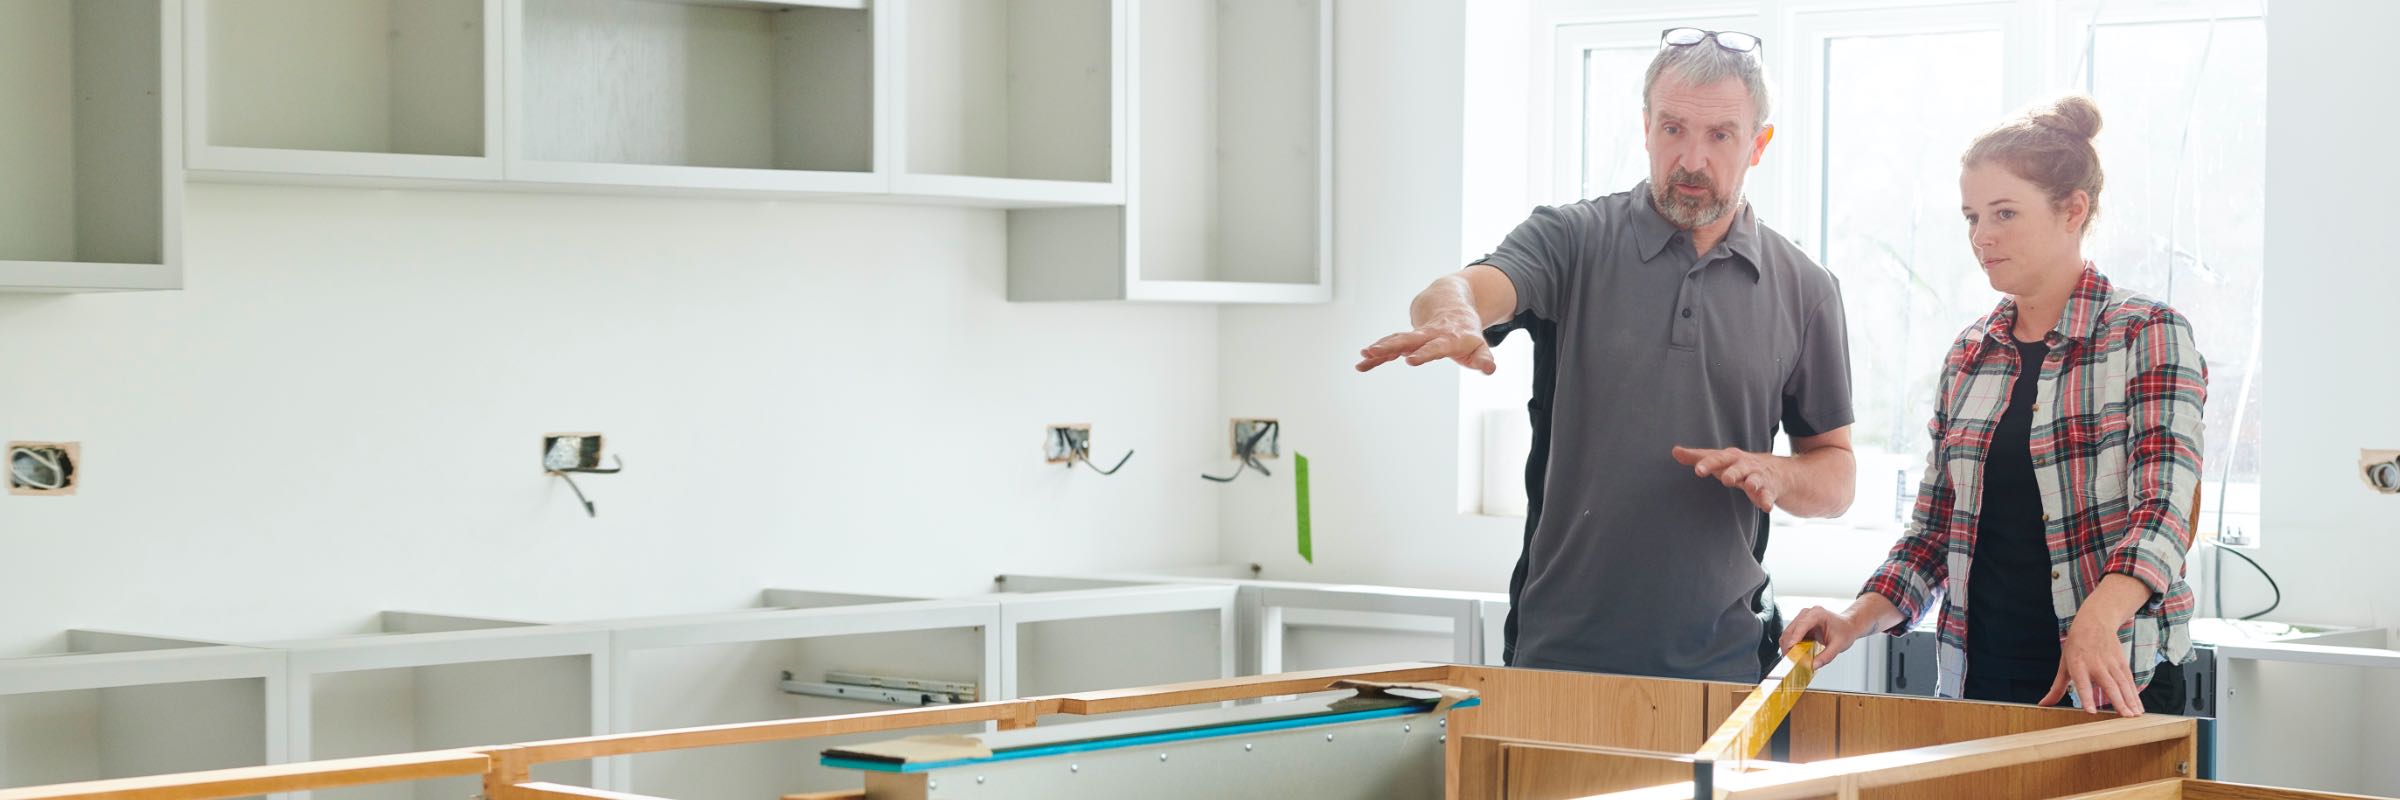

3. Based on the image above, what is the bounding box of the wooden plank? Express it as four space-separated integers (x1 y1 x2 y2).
780 792 868 800
1502 742 1699 800
1706 714 2195 800
2048 779 2189 799
1443 666 1713 800
510 783 676 800
1832 692 2194 799
1833 691 2106 756
503 701 1043 764
0 751 488 800
1458 735 1512 800
1048 662 1456 715
1705 683 1742 732
1787 692 1842 763
2182 781 2399 800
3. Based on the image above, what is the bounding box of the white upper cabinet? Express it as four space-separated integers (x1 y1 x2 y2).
154 0 1328 303
890 0 1123 207
0 0 181 292
187 0 503 181
1008 0 1331 303
506 0 884 195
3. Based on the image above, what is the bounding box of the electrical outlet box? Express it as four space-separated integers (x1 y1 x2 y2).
1045 425 1091 464
2363 448 2400 494
543 433 603 472
1231 419 1280 460
8 441 79 496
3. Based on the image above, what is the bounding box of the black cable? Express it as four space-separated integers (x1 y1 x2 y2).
2213 546 2225 619
556 472 597 517
1203 423 1276 483
1057 428 1132 476
2213 542 2281 620
1077 443 1133 475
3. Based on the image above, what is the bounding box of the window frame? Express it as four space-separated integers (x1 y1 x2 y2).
1490 0 2268 543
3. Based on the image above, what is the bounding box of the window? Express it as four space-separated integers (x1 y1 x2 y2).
2076 8 2267 543
1486 0 2265 543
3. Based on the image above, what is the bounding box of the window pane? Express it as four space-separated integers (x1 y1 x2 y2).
2086 16 2267 541
1820 30 2005 523
1582 46 1654 200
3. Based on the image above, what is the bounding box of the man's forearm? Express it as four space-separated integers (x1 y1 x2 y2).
1773 444 1856 518
1411 274 1484 329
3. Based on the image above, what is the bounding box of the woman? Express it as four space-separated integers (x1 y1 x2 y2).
1782 96 2206 714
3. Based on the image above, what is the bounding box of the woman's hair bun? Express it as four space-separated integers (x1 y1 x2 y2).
2030 95 2102 140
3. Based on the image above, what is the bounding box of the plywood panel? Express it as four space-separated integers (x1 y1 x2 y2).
1502 742 1694 800
1856 737 2189 800
2048 778 2185 799
2183 781 2398 800
1834 692 2107 755
1457 735 1508 800
1833 693 2192 799
1447 666 1711 751
1444 667 1712 800
1786 693 1842 763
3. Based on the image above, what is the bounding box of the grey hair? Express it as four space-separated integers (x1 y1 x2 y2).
1641 40 1773 130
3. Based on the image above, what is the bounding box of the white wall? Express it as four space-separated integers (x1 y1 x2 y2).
1215 0 1529 587
0 183 1222 652
1223 0 2400 638
2233 0 2400 629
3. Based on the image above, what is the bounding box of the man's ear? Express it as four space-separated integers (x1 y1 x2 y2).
1750 124 1775 166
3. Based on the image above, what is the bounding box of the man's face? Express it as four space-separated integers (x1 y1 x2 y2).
1643 76 1771 230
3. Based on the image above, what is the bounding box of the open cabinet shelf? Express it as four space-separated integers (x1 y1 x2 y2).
1007 0 1329 303
0 631 280 792
890 0 1122 206
503 0 883 195
599 590 998 799
186 0 502 181
255 612 607 800
0 0 180 292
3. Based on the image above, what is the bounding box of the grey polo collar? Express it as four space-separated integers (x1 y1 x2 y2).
1628 179 1766 282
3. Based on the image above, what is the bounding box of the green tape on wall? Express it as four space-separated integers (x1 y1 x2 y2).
1295 452 1312 563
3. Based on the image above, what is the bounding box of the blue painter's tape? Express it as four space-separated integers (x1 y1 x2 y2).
821 697 1480 774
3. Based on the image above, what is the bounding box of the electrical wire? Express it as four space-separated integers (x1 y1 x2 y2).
7 447 67 491
2203 539 2282 620
1056 428 1132 475
1203 423 1277 483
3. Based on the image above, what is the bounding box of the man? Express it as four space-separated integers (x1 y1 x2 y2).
1355 28 1857 682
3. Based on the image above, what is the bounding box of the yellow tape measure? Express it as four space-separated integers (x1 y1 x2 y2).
1695 640 1819 764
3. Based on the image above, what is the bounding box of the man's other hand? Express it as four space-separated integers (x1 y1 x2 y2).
1671 445 1788 512
1356 314 1495 374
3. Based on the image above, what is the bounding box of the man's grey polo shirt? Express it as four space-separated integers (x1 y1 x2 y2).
1476 180 1853 682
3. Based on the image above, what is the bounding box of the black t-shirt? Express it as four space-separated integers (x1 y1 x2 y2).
1967 338 2064 680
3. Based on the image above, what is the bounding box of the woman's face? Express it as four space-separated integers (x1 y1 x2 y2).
1960 162 2088 297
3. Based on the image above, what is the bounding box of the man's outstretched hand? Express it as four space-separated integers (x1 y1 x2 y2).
1356 314 1495 374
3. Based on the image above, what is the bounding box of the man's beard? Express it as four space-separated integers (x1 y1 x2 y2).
1652 167 1739 230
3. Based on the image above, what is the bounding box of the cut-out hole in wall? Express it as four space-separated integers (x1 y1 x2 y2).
8 442 79 496
1045 425 1091 465
1232 419 1279 460
543 433 603 472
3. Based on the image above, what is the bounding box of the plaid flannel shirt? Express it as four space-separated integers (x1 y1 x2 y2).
1862 265 2206 698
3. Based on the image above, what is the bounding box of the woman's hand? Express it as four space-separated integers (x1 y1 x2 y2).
2038 574 2155 716
1778 606 1861 668
1779 594 1901 669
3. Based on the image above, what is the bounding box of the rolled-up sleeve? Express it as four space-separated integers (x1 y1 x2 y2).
2103 310 2208 603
